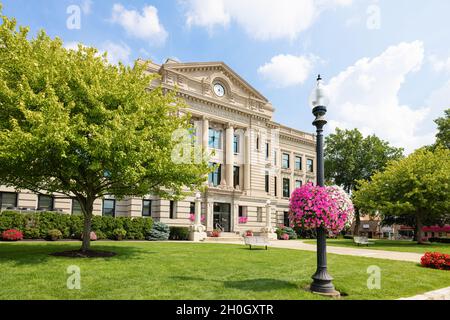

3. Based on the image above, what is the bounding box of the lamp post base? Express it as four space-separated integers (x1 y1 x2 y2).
309 286 341 298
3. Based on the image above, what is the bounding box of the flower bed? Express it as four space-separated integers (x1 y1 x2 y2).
238 217 248 224
2 229 23 241
420 252 450 270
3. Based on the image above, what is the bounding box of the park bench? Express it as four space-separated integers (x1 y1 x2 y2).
353 236 373 246
244 236 271 250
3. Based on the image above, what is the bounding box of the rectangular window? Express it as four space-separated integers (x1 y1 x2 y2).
282 153 290 169
265 173 270 193
38 195 54 211
274 177 278 197
274 150 277 166
307 159 314 172
169 201 176 219
102 199 115 217
257 207 263 222
233 166 240 188
233 135 239 154
0 192 18 209
72 199 83 215
208 163 222 187
142 200 152 217
208 128 222 149
283 178 290 198
295 156 302 170
239 206 247 217
284 212 290 227
190 202 195 215
265 143 270 159
295 180 302 189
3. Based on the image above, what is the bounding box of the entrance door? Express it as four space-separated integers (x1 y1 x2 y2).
213 203 231 232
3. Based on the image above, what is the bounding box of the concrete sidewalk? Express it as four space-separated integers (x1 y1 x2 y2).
208 239 423 263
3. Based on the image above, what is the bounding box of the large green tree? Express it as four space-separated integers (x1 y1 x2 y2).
353 147 450 244
0 10 209 252
325 128 404 234
434 109 450 149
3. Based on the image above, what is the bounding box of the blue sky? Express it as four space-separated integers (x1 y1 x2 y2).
2 0 450 153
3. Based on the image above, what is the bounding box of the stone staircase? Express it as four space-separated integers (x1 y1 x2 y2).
204 232 244 242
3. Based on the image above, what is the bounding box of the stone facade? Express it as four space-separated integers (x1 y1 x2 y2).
0 59 316 235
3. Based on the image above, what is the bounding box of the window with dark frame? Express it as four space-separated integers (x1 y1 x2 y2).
0 192 18 209
233 166 240 188
102 199 115 217
208 128 222 149
282 153 290 169
71 199 83 215
307 159 314 172
142 199 152 217
233 135 239 154
265 143 270 159
284 212 290 227
208 163 222 187
295 180 303 189
38 195 54 211
238 206 247 217
295 156 302 170
283 178 290 198
274 177 278 197
190 202 195 215
265 172 270 193
169 201 176 219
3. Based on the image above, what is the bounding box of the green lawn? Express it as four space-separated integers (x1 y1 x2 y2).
0 241 448 300
302 239 450 254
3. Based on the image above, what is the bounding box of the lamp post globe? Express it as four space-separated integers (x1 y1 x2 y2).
309 75 338 296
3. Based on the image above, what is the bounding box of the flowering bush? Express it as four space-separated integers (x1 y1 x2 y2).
2 229 23 241
276 226 297 240
211 229 221 237
189 214 206 222
281 233 289 240
80 231 98 241
289 183 354 235
420 252 450 270
239 217 248 224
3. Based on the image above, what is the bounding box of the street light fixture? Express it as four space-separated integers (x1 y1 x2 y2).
309 75 339 296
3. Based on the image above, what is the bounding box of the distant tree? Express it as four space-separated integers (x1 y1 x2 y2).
353 147 450 244
0 10 210 253
325 128 404 234
434 109 450 149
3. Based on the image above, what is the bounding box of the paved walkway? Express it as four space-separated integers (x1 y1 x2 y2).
398 287 450 300
207 239 423 263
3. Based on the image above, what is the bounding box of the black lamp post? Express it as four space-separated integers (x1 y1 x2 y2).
309 75 339 296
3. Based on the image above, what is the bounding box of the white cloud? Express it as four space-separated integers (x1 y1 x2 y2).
324 41 436 154
111 3 168 46
99 41 131 65
63 41 83 51
429 55 450 74
258 54 318 87
182 0 352 41
81 0 93 15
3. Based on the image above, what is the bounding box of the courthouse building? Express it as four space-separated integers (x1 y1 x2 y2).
0 59 317 235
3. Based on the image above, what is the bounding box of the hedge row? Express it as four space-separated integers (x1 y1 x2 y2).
428 237 450 244
0 211 153 240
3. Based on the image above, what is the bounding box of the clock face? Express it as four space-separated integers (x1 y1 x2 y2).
213 83 225 97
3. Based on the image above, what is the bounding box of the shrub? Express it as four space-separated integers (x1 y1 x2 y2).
281 233 290 240
344 235 354 239
276 226 297 240
2 229 23 241
428 237 450 244
148 222 170 241
113 228 127 241
0 211 26 233
47 229 63 241
93 230 105 240
210 229 221 238
421 252 450 270
169 227 190 240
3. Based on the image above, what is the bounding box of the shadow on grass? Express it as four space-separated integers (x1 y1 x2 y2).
224 278 298 292
0 242 152 266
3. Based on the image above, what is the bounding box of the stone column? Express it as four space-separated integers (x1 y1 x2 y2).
206 200 214 232
261 200 277 240
243 129 251 191
202 117 209 156
225 123 234 188
189 192 207 241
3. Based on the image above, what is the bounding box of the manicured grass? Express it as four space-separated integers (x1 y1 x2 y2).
302 239 450 254
0 241 449 300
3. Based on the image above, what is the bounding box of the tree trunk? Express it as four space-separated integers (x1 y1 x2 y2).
416 215 424 244
81 197 95 252
353 210 361 236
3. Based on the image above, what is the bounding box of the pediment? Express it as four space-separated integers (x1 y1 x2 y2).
162 61 268 103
